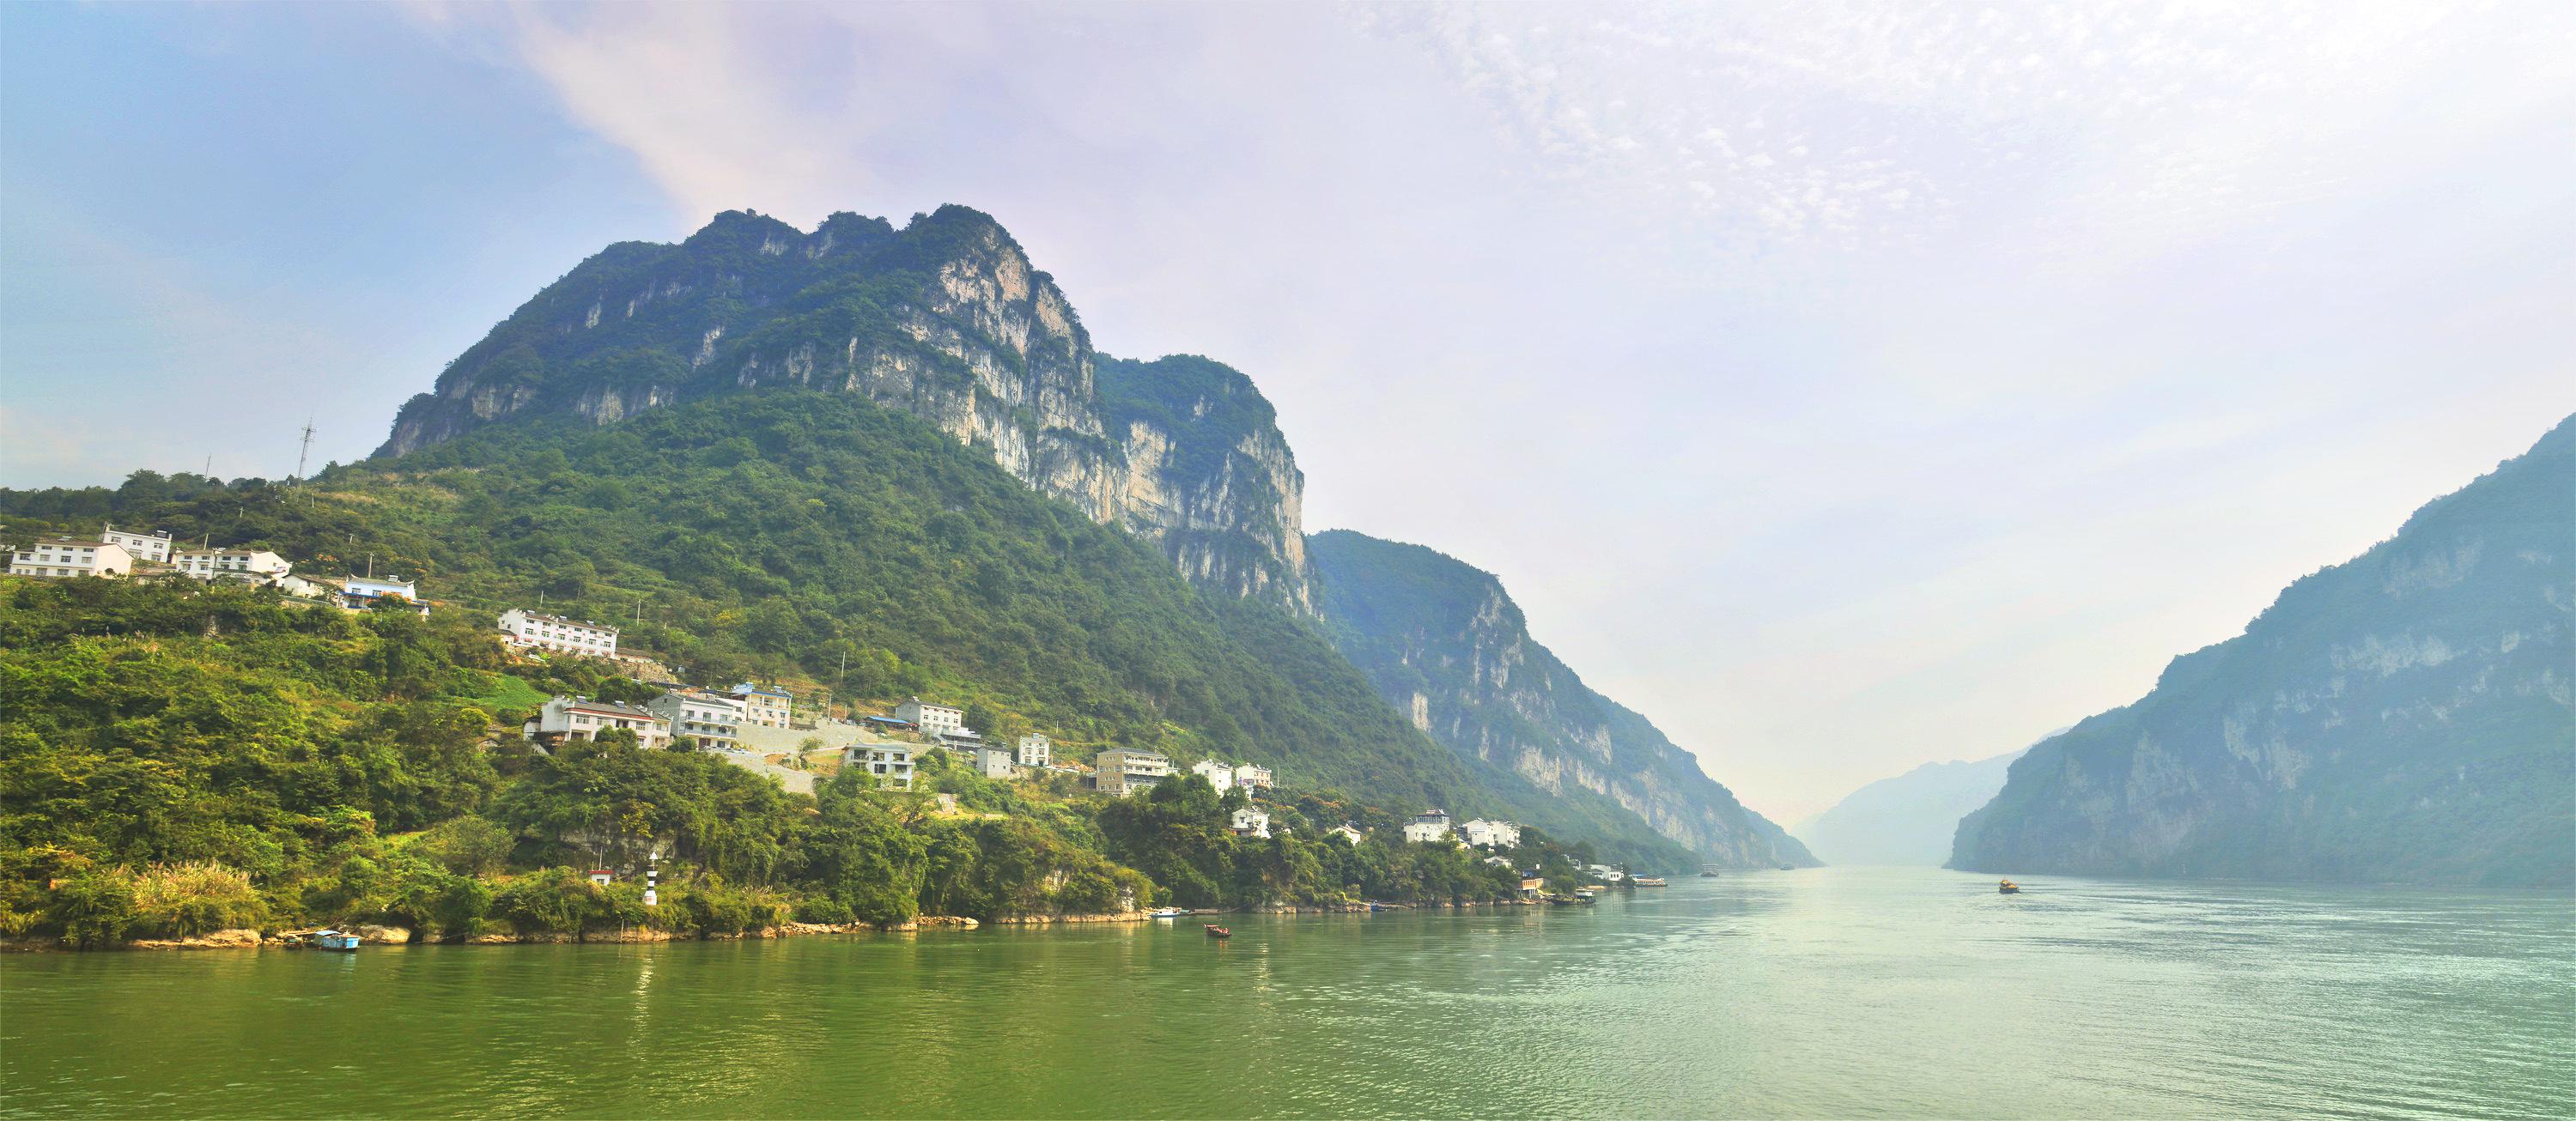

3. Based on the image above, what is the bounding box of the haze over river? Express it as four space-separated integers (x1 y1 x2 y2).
5 868 2567 1118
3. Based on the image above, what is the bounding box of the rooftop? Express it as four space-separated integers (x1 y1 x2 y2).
513 609 618 633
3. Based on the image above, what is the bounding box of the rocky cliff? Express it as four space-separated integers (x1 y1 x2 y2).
1952 415 2576 887
379 207 1312 610
1308 530 1818 867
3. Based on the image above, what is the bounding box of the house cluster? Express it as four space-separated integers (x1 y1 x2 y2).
1186 758 1276 797
524 680 799 756
7 524 428 615
1400 810 1522 849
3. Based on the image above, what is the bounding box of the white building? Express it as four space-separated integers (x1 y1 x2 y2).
1188 759 1236 793
1232 764 1274 793
525 696 672 750
1094 748 1171 797
499 609 620 657
1016 733 1051 768
9 539 134 579
731 682 792 728
1230 806 1273 839
1461 819 1522 849
1403 810 1455 845
341 575 426 614
647 690 744 750
896 698 965 736
844 743 915 790
1328 822 1367 845
1586 863 1626 883
969 745 1018 780
100 524 173 564
174 548 290 584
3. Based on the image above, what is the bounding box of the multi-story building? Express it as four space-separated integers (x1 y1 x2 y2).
730 683 792 728
1403 810 1455 845
1461 819 1522 849
969 745 1018 780
1094 748 1171 797
100 524 173 564
340 575 426 614
524 696 672 750
647 690 744 750
895 698 965 736
844 743 915 790
1016 733 1051 768
499 609 620 657
1231 764 1273 792
9 538 134 579
1188 759 1236 793
173 548 290 584
1328 822 1367 845
1230 806 1273 839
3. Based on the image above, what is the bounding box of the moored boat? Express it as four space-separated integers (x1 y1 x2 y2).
1203 924 1231 939
1631 876 1668 887
1148 907 1188 919
313 929 361 952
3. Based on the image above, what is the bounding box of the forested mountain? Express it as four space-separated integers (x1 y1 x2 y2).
381 206 1314 612
1795 744 2035 867
1953 416 2576 887
1309 530 1816 868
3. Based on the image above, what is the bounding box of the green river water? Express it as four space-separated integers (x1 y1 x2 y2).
3 867 2568 1118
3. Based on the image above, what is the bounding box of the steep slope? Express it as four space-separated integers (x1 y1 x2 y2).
380 206 1312 611
1095 355 1311 611
1953 416 2576 887
1309 530 1817 868
1796 743 2037 866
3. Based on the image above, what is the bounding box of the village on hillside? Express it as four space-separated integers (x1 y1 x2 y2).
8 523 1589 890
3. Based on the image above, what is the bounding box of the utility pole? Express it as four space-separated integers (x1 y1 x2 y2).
366 552 374 579
293 415 316 482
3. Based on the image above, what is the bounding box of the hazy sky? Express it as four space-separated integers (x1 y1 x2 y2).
5 2 2570 821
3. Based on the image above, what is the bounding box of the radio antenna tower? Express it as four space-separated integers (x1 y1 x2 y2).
294 415 317 482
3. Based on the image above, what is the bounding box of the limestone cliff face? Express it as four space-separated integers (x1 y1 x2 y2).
1309 530 1817 867
376 207 1310 609
1952 416 2576 887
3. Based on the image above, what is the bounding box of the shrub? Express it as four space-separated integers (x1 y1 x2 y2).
128 863 265 938
48 869 137 947
416 815 513 876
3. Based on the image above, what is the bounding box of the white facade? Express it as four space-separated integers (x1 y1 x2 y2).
1189 759 1236 793
1016 733 1051 768
970 746 1018 780
101 524 173 564
1230 806 1272 839
896 698 964 736
647 690 744 749
500 609 620 657
731 683 792 728
1461 819 1522 849
174 548 289 583
9 539 134 579
1403 810 1455 845
844 743 915 790
1328 823 1366 845
1232 764 1273 792
1094 748 1171 797
525 696 671 750
341 575 426 613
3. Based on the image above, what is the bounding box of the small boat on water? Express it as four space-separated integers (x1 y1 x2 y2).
313 929 361 952
1203 924 1231 939
1148 907 1188 919
1699 864 1723 878
1998 880 2021 894
1631 876 1668 888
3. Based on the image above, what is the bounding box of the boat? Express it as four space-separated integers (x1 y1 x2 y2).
1998 880 2021 894
1699 864 1723 878
1203 924 1231 939
1148 907 1188 919
1631 876 1668 887
313 929 361 952
1777 864 1795 871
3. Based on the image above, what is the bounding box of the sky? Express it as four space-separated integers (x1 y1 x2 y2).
4 1 2571 822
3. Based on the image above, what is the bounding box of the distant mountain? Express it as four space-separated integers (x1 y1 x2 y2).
382 207 1312 611
1308 530 1818 868
1796 741 2045 866
1953 416 2576 887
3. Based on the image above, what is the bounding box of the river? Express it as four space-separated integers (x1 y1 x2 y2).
4 868 2568 1118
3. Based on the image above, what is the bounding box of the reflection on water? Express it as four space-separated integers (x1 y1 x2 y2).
3 868 2568 1118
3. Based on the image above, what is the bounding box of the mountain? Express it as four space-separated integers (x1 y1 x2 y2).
1952 416 2576 887
1795 742 2039 867
1307 530 1817 868
381 206 1312 612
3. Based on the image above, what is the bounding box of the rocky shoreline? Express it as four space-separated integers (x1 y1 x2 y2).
3 899 1558 952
